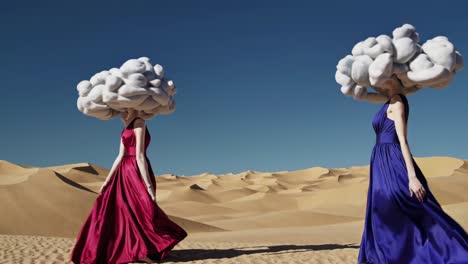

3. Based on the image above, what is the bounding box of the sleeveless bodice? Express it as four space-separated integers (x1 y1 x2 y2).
121 118 151 156
372 94 409 145
71 119 187 264
360 93 468 263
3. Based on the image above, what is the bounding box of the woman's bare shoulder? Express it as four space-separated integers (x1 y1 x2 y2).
389 94 403 104
133 117 146 128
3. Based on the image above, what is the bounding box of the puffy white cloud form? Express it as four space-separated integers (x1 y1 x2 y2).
335 24 464 99
76 57 176 120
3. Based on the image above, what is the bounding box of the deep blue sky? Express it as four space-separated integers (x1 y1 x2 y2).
1 0 467 175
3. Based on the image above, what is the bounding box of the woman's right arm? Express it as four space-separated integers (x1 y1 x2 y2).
99 138 125 193
390 95 426 202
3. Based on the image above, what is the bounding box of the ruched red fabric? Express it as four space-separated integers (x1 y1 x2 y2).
70 118 187 264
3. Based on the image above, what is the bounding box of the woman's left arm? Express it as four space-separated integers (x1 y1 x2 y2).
354 92 389 103
402 86 423 96
390 95 426 202
133 118 156 202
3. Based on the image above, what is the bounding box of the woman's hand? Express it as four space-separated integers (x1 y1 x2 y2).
409 177 426 202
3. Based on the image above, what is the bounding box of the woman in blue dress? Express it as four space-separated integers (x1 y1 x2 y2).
358 75 468 263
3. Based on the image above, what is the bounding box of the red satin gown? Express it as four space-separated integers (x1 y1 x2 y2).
70 117 187 264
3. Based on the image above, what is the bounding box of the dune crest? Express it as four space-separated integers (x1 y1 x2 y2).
1 157 467 263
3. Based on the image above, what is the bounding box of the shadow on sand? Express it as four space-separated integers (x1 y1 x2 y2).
158 243 360 262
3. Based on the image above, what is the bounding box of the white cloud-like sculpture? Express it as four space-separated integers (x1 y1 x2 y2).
76 57 176 120
335 24 464 99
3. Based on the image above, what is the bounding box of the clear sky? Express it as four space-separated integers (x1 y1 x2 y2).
1 0 467 175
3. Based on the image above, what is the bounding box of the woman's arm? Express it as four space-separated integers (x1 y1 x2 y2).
99 138 125 193
402 86 423 96
354 92 389 103
133 118 156 202
388 95 426 202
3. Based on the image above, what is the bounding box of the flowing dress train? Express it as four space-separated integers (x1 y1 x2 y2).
71 118 187 264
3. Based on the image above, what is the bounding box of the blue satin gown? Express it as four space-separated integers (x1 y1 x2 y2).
358 94 468 263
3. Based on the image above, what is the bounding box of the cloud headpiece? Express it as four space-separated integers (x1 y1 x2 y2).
335 24 464 99
77 57 176 120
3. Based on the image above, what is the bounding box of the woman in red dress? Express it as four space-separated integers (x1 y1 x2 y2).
70 110 187 264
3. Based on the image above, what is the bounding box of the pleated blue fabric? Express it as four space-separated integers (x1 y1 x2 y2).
358 94 468 264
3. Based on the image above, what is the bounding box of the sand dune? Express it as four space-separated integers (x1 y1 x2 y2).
0 160 39 185
0 161 219 237
0 157 467 263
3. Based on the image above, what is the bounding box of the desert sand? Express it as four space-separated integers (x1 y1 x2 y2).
0 156 467 263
